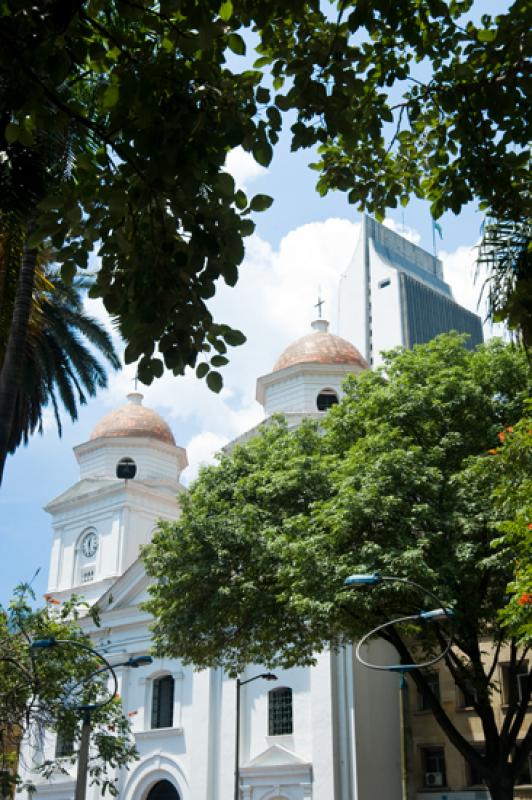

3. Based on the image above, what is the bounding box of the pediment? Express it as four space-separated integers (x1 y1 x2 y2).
45 478 117 511
245 744 310 768
95 558 151 615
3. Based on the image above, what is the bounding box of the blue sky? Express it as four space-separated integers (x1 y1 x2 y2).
0 3 507 607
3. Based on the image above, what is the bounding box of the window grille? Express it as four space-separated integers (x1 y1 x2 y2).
151 675 174 729
268 687 293 736
421 746 446 787
55 731 74 758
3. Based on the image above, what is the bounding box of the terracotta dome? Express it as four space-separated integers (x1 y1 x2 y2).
273 319 368 372
90 393 176 446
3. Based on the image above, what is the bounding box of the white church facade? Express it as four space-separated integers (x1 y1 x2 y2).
20 320 402 800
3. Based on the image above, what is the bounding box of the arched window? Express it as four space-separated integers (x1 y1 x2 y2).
146 780 180 800
151 675 174 729
316 388 339 411
268 687 293 736
116 457 137 479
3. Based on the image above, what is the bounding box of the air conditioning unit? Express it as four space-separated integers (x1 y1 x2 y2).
425 772 444 787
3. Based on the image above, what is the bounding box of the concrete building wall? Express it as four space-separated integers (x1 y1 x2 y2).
409 641 532 800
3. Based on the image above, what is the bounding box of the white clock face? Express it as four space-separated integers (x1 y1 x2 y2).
81 532 98 559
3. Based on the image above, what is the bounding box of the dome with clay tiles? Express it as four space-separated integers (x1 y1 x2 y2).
90 393 176 446
273 319 368 372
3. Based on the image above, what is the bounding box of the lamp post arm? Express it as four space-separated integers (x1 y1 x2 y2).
51 640 118 713
379 576 453 625
239 675 262 687
355 612 454 672
63 657 139 708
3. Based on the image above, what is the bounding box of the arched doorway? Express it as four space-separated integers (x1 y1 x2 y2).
146 780 180 800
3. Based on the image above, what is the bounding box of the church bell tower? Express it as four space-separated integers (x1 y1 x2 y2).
44 393 187 605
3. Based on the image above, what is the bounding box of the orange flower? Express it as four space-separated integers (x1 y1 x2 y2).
498 431 506 443
506 426 514 433
488 448 498 455
43 594 61 605
527 523 532 530
518 593 532 606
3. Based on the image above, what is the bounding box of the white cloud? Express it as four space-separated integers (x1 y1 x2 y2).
182 431 229 484
96 217 360 479
90 215 502 481
439 241 507 340
225 147 267 191
439 241 483 314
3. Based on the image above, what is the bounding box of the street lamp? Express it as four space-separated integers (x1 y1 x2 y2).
234 672 277 800
30 637 152 800
344 573 453 800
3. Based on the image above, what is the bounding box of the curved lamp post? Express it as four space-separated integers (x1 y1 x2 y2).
31 637 152 800
344 573 454 800
234 672 277 800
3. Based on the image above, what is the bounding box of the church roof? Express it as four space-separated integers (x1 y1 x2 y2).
273 319 368 372
90 392 176 446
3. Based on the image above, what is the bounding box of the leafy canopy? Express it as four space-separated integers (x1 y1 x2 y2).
144 334 531 671
1 0 530 388
490 407 532 643
0 584 137 797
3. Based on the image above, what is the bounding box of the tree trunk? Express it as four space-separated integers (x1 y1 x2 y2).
486 773 515 800
0 239 37 484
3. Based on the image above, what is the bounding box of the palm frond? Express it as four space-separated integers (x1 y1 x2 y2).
478 218 532 347
6 265 121 451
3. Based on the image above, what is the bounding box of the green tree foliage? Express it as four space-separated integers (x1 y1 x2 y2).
2 0 530 381
255 0 530 224
1 1 530 466
0 584 136 797
489 408 532 643
144 334 532 800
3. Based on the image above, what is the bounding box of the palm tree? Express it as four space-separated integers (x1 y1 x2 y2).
0 265 120 482
478 218 532 348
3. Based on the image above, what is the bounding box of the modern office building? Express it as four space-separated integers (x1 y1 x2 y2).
338 216 484 367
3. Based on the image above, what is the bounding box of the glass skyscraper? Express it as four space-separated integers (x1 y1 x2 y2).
338 216 483 366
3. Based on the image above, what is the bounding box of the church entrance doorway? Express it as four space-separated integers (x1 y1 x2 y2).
146 779 180 800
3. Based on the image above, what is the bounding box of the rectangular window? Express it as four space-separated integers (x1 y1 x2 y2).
151 675 174 729
81 567 94 584
417 672 440 711
467 745 486 786
515 752 532 785
501 662 530 705
421 746 446 788
458 678 479 708
55 732 74 758
268 688 293 736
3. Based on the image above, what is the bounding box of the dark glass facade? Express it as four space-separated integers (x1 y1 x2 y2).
399 273 483 350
